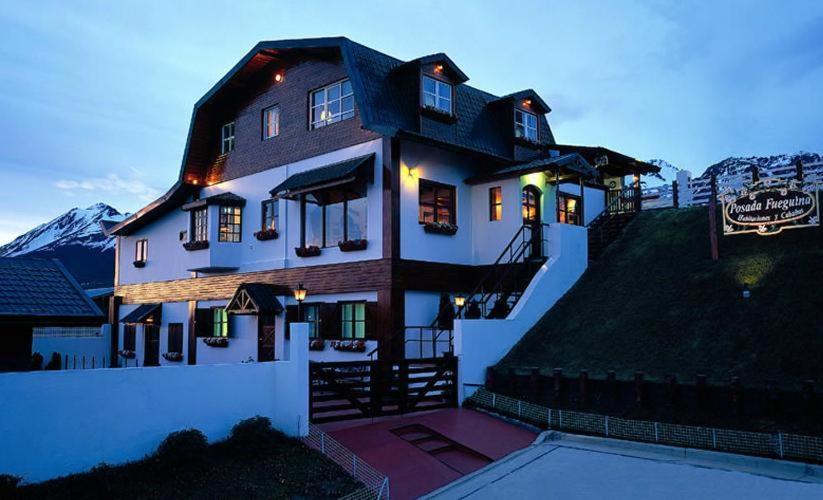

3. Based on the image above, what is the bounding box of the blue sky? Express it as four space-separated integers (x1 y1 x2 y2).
0 0 821 244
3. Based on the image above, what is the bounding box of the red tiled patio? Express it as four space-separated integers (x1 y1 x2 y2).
321 408 537 499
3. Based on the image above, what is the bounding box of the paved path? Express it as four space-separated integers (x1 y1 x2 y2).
424 431 823 499
321 408 536 500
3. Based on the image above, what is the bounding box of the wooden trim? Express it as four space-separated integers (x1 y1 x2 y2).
187 300 197 365
382 138 400 259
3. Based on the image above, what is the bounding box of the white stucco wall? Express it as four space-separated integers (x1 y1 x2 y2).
118 139 383 285
32 327 110 369
558 182 608 225
454 224 588 401
0 325 309 484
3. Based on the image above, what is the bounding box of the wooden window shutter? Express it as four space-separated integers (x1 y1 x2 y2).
320 303 339 339
284 305 298 339
194 308 212 337
365 302 378 340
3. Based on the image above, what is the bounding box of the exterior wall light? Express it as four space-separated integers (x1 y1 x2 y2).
274 72 284 83
435 64 444 73
454 294 466 319
294 282 307 316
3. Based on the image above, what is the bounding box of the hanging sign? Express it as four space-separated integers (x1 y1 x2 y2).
721 180 819 236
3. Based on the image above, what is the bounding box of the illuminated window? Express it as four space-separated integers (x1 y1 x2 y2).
522 186 540 223
311 79 354 129
557 193 581 226
419 179 455 224
515 109 538 142
340 302 366 339
135 239 148 263
191 208 208 242
261 199 278 231
212 308 228 337
262 105 280 139
422 76 452 114
489 187 502 221
221 121 235 154
301 192 367 247
218 206 242 243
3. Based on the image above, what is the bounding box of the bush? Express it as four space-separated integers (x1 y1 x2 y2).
0 474 21 496
227 416 285 455
154 429 208 466
30 352 44 371
44 352 61 370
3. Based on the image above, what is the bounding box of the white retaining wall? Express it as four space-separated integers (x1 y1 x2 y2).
32 325 110 369
0 325 310 484
454 224 588 402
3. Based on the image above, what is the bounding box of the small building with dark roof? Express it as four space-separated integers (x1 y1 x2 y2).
0 258 104 371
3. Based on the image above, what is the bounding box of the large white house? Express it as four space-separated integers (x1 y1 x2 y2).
104 37 658 368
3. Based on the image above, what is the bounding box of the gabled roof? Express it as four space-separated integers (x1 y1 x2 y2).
493 90 551 114
269 154 374 199
121 303 161 324
465 153 596 185
551 144 659 176
226 283 284 315
395 53 469 83
0 258 104 325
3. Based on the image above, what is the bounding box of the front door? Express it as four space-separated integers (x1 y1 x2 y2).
522 185 542 257
143 325 160 366
258 313 276 362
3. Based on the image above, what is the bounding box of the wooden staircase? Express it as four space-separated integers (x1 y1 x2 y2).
587 212 636 260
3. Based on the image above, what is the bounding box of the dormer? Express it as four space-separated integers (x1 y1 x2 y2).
492 90 551 149
396 53 468 124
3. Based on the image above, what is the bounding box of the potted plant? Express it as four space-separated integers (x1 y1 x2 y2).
309 338 325 351
202 337 229 348
254 228 278 241
295 245 321 257
119 349 136 359
338 239 368 252
332 340 367 353
162 352 184 362
183 240 209 251
423 221 458 235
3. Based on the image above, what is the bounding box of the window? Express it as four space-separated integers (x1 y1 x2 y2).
221 121 235 154
212 308 228 337
123 324 136 351
311 79 354 129
301 193 367 247
418 179 455 224
261 199 278 231
303 304 321 338
522 186 540 223
135 239 148 262
558 193 581 226
263 105 280 139
489 187 502 221
191 208 208 242
340 302 366 339
422 76 453 114
167 323 183 353
514 109 538 142
218 206 242 242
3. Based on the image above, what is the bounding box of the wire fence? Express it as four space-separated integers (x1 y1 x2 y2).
303 423 390 500
467 388 823 464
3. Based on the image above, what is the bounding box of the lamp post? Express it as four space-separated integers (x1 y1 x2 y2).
294 282 308 318
454 294 466 319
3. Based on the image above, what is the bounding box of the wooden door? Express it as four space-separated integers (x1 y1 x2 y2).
143 325 160 366
257 313 276 362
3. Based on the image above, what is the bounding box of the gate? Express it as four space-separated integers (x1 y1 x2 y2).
310 355 458 423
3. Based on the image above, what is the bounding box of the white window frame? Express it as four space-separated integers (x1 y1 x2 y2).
221 121 235 154
192 208 208 242
263 105 280 139
310 79 354 129
422 76 453 114
514 109 538 142
135 238 148 262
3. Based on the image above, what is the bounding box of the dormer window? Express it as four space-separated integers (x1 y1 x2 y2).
221 122 235 154
515 109 538 142
422 76 452 114
311 79 354 129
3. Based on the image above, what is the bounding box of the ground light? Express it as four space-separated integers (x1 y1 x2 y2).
742 284 751 299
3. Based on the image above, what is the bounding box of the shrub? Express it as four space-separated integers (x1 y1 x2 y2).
30 352 44 371
154 429 208 466
44 352 61 370
0 474 21 496
227 416 285 455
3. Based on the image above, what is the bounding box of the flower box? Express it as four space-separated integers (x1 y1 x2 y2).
338 239 368 252
118 349 136 359
254 228 279 241
332 340 367 353
309 338 325 351
162 352 183 362
295 245 321 257
202 337 229 348
183 240 209 251
423 221 458 236
132 260 146 268
421 105 458 123
514 135 541 148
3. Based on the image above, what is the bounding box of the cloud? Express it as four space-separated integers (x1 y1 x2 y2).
55 174 160 202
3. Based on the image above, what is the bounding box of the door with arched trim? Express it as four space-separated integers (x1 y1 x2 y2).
521 185 542 257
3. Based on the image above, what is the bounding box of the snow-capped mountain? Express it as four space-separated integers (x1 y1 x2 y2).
647 159 683 184
0 203 126 288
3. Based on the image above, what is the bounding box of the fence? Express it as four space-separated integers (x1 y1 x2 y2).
303 424 390 500
467 388 823 463
32 327 102 338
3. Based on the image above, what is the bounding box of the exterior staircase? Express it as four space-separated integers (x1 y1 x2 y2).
586 186 641 261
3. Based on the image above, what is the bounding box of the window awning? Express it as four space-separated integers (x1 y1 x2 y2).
121 303 161 324
181 192 246 212
269 154 375 200
225 283 284 315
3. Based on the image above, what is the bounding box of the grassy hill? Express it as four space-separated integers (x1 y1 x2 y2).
498 207 823 389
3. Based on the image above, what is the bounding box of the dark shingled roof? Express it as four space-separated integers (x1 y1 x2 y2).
226 283 284 314
181 192 246 211
121 303 161 324
0 258 104 323
269 154 375 199
465 153 597 185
